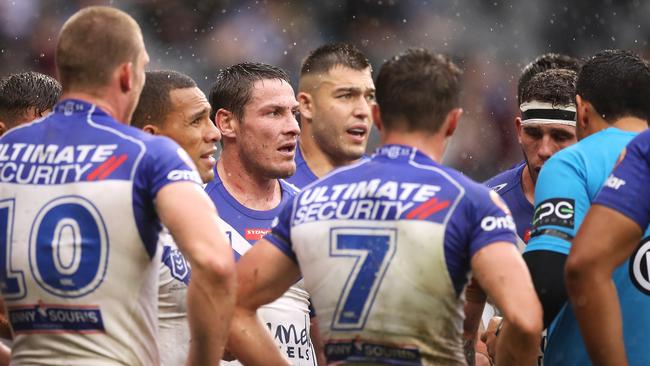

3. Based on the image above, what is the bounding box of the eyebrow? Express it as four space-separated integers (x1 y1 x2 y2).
333 86 375 93
189 107 211 121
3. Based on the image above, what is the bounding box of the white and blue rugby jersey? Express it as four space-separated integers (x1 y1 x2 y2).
0 99 202 366
266 144 518 366
205 171 315 365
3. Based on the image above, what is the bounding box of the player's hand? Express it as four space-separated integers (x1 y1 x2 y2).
480 316 502 361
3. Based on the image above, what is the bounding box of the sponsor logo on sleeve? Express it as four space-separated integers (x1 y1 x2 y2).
532 198 574 229
629 238 650 296
480 215 516 232
604 175 626 190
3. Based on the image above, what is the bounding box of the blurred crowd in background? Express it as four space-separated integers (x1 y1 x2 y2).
2 0 649 180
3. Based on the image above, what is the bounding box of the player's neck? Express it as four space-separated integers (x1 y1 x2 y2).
381 131 445 163
60 91 125 123
216 153 282 211
520 165 535 205
299 132 349 178
610 116 648 133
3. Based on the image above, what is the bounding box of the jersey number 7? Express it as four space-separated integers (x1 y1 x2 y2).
329 228 397 331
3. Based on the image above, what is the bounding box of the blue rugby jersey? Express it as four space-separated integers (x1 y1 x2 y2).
0 99 201 365
265 144 517 365
591 128 650 366
485 161 533 243
204 171 315 365
524 127 642 366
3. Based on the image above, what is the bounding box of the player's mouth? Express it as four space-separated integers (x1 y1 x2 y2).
346 124 368 143
200 149 217 166
277 141 296 157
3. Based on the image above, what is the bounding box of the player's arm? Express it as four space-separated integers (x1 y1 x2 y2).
523 153 587 328
156 181 236 366
473 242 543 366
463 278 487 364
228 239 301 366
565 205 640 366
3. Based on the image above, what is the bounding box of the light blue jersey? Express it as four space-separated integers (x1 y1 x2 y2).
525 127 641 365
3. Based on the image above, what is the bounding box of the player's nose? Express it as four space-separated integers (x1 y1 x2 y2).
538 136 554 160
205 121 222 143
353 96 372 119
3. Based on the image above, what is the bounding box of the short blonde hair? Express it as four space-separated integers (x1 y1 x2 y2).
56 6 143 92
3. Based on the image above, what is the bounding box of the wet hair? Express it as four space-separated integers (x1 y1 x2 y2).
0 71 61 127
521 68 577 106
518 53 582 105
56 6 143 91
209 62 290 120
375 48 462 133
300 43 371 77
577 49 650 123
131 70 197 128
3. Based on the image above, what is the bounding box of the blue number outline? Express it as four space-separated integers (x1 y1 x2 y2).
0 199 26 300
329 227 397 331
28 195 109 298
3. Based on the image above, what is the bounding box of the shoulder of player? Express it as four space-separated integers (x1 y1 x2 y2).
484 162 524 195
279 179 301 197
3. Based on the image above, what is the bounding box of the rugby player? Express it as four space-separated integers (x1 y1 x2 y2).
206 62 315 365
131 70 221 366
0 71 61 135
227 48 542 366
0 7 235 365
286 42 375 188
485 53 580 244
524 49 650 365
567 127 650 366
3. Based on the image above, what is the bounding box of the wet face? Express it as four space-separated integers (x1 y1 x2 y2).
307 66 375 163
159 87 220 183
519 122 577 182
236 79 300 179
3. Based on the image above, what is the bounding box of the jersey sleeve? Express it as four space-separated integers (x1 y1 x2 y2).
526 152 587 255
140 136 202 198
264 197 297 262
594 134 650 230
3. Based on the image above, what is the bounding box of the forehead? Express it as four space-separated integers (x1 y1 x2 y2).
524 123 576 133
169 87 209 110
315 65 374 90
248 79 297 108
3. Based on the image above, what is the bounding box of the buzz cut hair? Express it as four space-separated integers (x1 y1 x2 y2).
56 6 143 92
209 62 290 121
300 43 371 78
0 71 62 127
131 70 197 129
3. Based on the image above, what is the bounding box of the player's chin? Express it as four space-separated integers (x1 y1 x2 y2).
270 162 296 179
199 169 215 184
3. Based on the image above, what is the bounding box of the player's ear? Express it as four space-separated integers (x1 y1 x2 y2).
215 108 236 138
515 117 523 143
142 124 159 135
118 62 134 93
297 92 314 121
444 107 463 138
0 121 7 136
372 104 383 132
575 94 589 129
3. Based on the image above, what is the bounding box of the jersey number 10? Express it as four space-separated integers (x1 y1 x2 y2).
0 196 109 300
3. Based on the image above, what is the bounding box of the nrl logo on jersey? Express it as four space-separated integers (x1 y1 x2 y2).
162 246 191 285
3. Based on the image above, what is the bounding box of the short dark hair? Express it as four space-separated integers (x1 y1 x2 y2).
577 49 650 123
521 68 577 107
209 62 290 121
300 43 371 77
518 53 582 105
375 48 462 133
131 70 197 128
0 71 62 127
